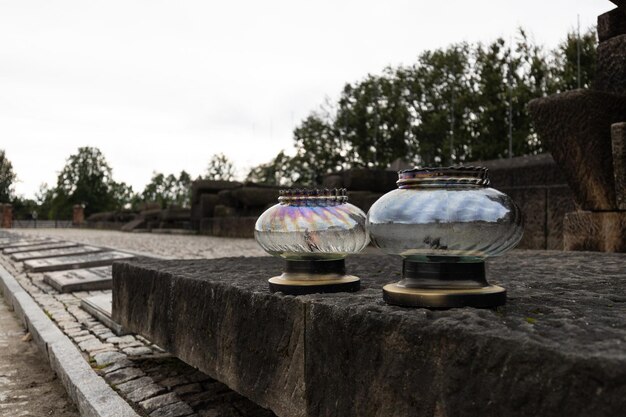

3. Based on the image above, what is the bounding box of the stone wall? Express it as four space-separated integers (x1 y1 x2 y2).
189 156 574 248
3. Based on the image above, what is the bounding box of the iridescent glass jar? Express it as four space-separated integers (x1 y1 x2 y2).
255 188 369 295
367 166 523 308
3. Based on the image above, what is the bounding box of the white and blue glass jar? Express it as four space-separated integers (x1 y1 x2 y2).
367 166 523 308
255 188 369 295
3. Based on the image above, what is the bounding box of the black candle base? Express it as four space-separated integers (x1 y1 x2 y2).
383 260 506 308
268 259 360 295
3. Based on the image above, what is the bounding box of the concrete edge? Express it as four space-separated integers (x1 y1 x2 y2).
0 264 140 417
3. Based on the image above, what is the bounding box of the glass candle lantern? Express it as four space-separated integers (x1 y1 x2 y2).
255 188 369 295
367 166 523 308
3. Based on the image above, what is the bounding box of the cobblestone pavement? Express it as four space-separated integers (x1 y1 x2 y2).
0 294 79 417
0 230 276 417
16 229 267 259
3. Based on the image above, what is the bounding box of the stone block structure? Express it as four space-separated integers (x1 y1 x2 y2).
113 253 626 417
529 1 626 252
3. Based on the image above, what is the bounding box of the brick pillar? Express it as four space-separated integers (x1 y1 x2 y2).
1 204 13 228
73 204 85 226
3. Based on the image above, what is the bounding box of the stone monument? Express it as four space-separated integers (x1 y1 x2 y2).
529 0 626 252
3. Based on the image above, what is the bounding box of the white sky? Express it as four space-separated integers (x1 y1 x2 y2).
0 0 610 199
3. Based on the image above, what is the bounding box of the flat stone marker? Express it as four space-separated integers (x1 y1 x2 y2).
11 245 105 262
24 251 134 273
0 238 57 249
43 266 112 292
81 293 127 335
3 241 79 255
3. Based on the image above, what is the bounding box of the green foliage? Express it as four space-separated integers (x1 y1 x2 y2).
139 171 192 208
49 147 133 219
250 27 597 185
205 153 236 181
0 149 17 203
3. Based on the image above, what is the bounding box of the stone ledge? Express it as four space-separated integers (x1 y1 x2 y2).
112 252 626 417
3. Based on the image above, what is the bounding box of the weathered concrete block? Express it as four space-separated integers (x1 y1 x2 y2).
191 180 242 204
564 210 626 252
546 185 577 250
346 191 382 212
594 34 626 95
612 122 626 210
478 154 567 188
231 187 279 207
529 89 626 210
113 254 626 417
199 194 219 218
211 216 256 238
598 8 626 42
504 187 546 249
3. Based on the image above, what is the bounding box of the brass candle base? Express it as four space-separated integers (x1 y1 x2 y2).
383 260 506 308
268 259 361 295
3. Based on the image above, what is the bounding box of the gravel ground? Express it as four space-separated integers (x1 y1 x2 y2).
15 229 267 259
0 295 79 417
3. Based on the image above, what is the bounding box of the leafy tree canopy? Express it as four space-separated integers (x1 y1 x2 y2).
139 171 192 208
0 149 17 203
205 153 236 181
249 27 597 186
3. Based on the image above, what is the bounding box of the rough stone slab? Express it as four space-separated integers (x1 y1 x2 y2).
12 245 105 262
504 187 547 249
612 122 626 210
82 293 128 335
113 254 626 417
3 241 79 255
529 89 626 210
598 8 626 42
24 251 135 272
564 210 626 252
43 266 112 293
594 34 626 95
546 185 577 249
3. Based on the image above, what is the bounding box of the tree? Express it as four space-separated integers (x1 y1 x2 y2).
246 151 300 185
0 149 17 203
205 153 236 181
49 147 130 218
139 171 192 208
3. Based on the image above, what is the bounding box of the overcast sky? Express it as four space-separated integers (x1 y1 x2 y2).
1 0 610 199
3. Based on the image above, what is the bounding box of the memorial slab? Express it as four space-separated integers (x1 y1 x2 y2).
81 293 127 335
11 245 105 262
25 251 135 273
3 241 79 255
113 252 626 417
43 266 112 292
0 238 57 249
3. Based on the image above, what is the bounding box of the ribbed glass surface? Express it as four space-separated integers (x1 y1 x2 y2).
367 168 523 262
255 189 370 260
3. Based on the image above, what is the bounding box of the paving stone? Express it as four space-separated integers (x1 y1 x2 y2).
174 383 203 396
123 346 153 356
117 376 154 395
24 251 135 273
78 338 107 352
139 392 180 414
101 358 134 375
106 367 146 385
74 334 96 343
93 351 127 366
107 335 137 344
43 266 113 292
127 383 167 403
150 401 194 417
